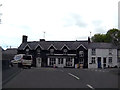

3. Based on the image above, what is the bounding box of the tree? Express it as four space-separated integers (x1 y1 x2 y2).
91 28 120 45
91 34 106 42
106 28 120 45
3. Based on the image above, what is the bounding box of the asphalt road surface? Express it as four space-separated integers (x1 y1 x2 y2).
2 67 119 89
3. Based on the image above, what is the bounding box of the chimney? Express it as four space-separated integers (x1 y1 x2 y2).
88 37 91 43
22 35 28 43
40 39 45 41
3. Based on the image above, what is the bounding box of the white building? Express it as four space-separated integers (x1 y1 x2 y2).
0 46 2 60
117 48 120 68
88 43 118 68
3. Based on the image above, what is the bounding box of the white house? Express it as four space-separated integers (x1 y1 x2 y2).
88 43 118 68
0 47 2 61
117 48 120 68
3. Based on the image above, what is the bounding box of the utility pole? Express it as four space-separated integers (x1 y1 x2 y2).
0 4 2 24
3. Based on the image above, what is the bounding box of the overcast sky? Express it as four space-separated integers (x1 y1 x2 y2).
0 0 119 49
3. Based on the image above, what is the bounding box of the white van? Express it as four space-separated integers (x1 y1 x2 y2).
11 54 24 64
13 54 33 68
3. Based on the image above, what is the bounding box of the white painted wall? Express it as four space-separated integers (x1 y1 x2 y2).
0 47 2 60
88 49 117 68
117 50 120 67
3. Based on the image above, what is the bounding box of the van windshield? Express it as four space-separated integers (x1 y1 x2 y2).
23 56 32 60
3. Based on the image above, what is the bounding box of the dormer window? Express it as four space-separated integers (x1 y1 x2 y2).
79 51 84 57
50 48 54 55
26 48 29 55
26 48 29 52
37 48 40 54
63 49 68 54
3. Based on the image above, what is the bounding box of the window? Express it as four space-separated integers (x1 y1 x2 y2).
91 49 96 55
37 48 40 54
108 57 112 64
109 49 112 55
50 49 54 54
79 51 84 57
26 48 29 54
117 58 120 63
49 58 56 66
23 55 32 60
58 58 63 64
79 58 84 64
66 57 73 66
63 49 68 54
26 48 29 52
91 57 96 64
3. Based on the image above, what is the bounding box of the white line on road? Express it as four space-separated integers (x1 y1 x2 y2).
68 73 79 80
86 84 94 90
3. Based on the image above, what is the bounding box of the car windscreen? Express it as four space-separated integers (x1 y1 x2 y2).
23 56 32 60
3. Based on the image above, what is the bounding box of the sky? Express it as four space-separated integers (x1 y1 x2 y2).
0 0 119 49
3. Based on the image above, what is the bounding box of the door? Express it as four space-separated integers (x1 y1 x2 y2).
103 57 106 68
79 58 84 68
58 58 64 67
97 57 101 68
36 57 42 67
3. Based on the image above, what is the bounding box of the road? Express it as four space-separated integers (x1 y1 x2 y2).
2 67 119 89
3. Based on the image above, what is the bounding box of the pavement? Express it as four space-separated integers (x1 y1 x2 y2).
2 67 120 89
2 64 22 86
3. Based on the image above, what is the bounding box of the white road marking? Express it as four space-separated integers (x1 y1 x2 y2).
86 84 94 90
68 73 79 80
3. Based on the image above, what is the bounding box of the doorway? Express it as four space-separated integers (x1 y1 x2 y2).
103 57 106 68
97 57 101 68
58 58 64 67
36 57 42 67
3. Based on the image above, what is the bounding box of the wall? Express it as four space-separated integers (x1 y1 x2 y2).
0 47 2 60
117 49 120 67
88 49 117 68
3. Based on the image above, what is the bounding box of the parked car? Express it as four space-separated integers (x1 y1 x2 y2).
16 54 33 69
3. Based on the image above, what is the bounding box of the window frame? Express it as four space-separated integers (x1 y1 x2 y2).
66 57 73 66
91 57 96 64
49 58 56 66
108 57 112 64
109 49 112 55
63 49 68 55
79 51 84 57
50 48 54 55
91 49 96 55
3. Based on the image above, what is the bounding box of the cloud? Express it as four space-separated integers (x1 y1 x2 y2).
91 20 106 34
63 13 88 28
92 20 103 26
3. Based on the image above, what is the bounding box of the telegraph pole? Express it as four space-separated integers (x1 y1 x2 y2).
0 4 2 24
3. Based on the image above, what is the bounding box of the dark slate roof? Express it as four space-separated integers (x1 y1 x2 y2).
18 40 118 50
88 42 118 49
2 48 17 60
18 41 89 50
3 48 17 54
